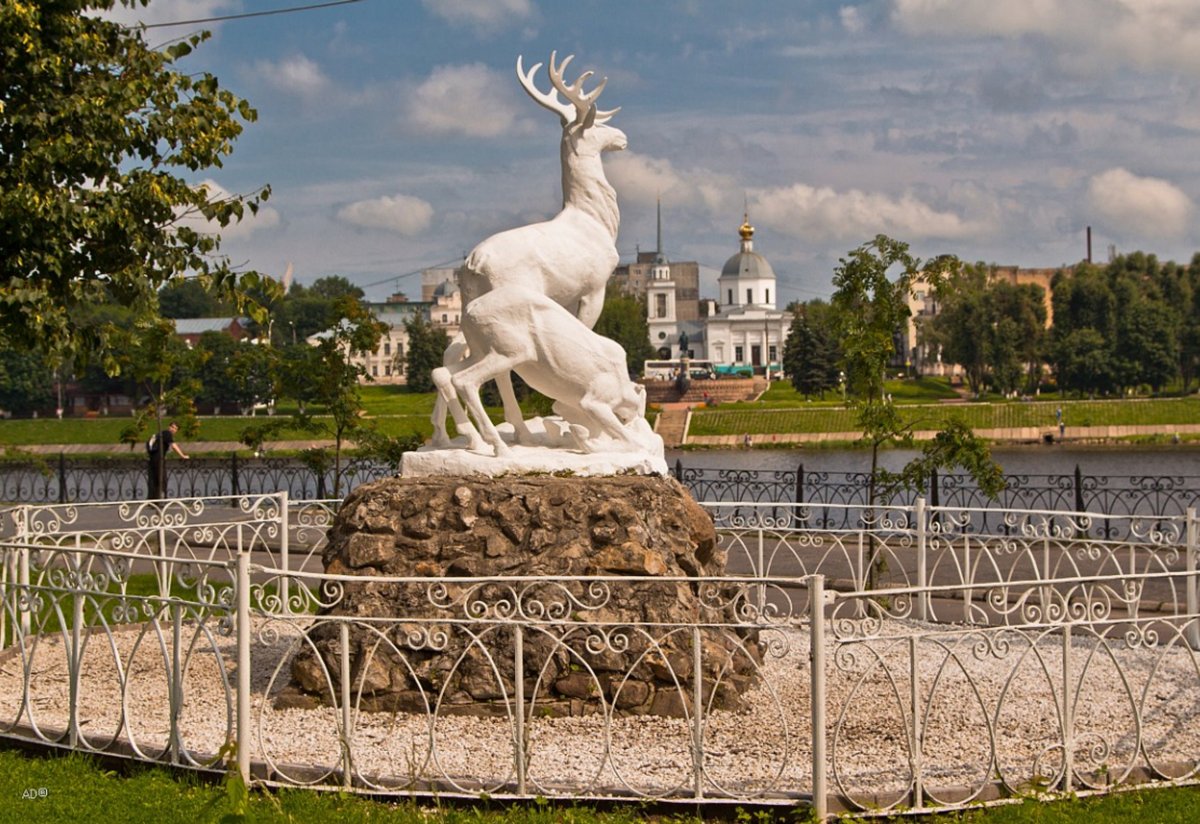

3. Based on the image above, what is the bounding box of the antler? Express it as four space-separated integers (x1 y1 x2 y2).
515 51 619 130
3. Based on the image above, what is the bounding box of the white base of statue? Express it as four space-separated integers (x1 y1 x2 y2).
402 416 668 478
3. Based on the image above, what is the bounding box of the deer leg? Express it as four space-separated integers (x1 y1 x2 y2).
497 372 536 444
451 351 525 457
432 334 471 447
577 392 636 449
432 367 486 452
574 289 605 329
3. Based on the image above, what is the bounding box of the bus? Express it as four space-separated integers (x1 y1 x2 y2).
642 359 716 381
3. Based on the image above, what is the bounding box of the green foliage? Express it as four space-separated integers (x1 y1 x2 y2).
0 343 55 415
593 290 655 377
926 266 1047 397
0 1 273 359
158 279 233 319
828 236 1003 513
783 299 840 398
352 428 424 471
404 314 450 394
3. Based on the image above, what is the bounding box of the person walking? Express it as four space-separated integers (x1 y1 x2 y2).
147 421 190 499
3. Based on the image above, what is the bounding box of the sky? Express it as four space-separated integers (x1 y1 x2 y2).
104 0 1200 305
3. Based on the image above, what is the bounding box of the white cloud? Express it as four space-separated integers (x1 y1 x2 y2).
405 63 528 138
750 183 974 242
840 6 866 34
95 0 238 28
891 0 1200 76
181 180 280 240
1086 168 1195 239
336 194 434 236
607 153 736 216
421 0 533 31
252 55 330 98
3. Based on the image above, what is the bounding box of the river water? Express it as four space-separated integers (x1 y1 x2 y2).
668 444 1200 478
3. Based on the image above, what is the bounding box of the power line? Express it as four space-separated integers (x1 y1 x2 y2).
140 0 366 29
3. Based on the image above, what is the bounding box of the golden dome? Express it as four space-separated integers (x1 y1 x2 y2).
739 216 754 241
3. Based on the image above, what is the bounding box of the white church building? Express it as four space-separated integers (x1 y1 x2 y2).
705 217 791 372
637 215 791 374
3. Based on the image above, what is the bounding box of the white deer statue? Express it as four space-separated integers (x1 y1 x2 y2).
431 52 628 448
432 286 653 458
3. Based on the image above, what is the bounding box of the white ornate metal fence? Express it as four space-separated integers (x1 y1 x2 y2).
0 494 1196 818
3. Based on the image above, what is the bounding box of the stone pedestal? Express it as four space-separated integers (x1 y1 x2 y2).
285 474 761 717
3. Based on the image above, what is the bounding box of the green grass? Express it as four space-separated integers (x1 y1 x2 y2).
6 381 1199 448
2 748 1200 822
690 395 1200 438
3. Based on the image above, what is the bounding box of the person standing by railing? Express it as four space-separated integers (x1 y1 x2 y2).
147 421 189 499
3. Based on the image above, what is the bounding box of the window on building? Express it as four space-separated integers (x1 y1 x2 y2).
768 345 777 362
372 365 378 377
442 313 448 323
385 364 392 376
384 342 391 356
727 289 733 304
746 288 753 304
654 293 667 318
765 288 770 305
734 345 744 363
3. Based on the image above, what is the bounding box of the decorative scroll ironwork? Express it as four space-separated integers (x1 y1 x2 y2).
0 495 1196 817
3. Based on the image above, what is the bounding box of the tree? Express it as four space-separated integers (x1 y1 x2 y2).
783 300 840 398
829 236 1004 587
0 344 55 416
0 1 273 360
1053 328 1113 397
286 296 386 497
593 291 656 378
404 314 449 394
927 263 990 396
276 277 366 344
159 279 233 319
109 317 200 451
192 331 239 413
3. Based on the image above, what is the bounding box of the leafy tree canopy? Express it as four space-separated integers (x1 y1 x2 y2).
0 0 275 363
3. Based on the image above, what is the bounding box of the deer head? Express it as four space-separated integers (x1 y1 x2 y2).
517 52 627 155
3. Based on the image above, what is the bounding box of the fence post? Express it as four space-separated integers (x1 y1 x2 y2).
1061 623 1073 794
171 601 182 764
915 497 928 622
928 467 939 509
910 634 923 810
58 452 67 504
279 491 290 615
231 451 240 498
674 458 683 482
235 524 251 785
339 621 353 790
68 534 82 749
809 575 827 820
1187 508 1198 650
514 624 526 796
692 624 705 801
1073 464 1085 513
795 463 805 505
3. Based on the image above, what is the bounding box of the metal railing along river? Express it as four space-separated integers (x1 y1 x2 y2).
0 494 1198 817
3 455 1198 535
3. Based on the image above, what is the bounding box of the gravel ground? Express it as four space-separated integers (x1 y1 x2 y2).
2 615 1199 805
